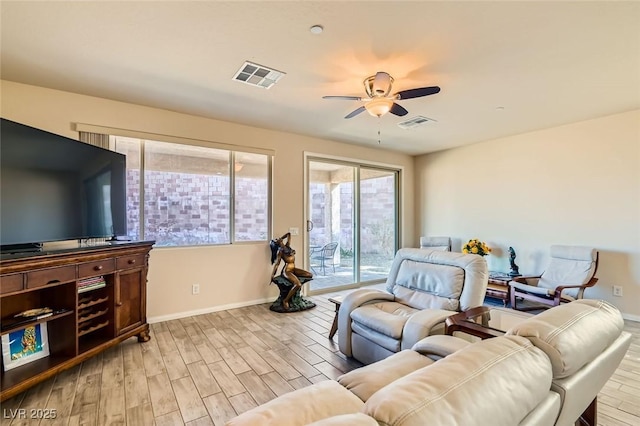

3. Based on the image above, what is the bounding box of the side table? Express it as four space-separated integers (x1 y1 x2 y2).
486 272 515 307
445 306 533 339
328 296 343 339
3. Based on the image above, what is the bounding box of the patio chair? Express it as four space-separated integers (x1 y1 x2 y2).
311 242 338 275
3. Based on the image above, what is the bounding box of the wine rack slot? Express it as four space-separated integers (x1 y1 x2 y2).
78 320 110 337
78 295 109 309
78 308 109 325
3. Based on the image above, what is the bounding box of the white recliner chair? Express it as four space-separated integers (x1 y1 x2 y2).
419 236 451 251
338 248 488 364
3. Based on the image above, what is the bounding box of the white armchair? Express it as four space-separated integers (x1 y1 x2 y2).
338 248 488 364
419 236 451 251
509 245 599 310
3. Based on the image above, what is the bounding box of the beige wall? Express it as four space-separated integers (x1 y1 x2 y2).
1 80 415 321
415 110 640 319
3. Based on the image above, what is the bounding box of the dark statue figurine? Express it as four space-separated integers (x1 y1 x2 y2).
508 246 521 277
269 232 316 313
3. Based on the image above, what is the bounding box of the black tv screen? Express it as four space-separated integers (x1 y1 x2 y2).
1 118 127 250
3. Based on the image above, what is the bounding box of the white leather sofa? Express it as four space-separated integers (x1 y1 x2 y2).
226 300 630 426
338 248 488 364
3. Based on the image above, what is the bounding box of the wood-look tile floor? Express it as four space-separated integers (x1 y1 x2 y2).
1 293 639 426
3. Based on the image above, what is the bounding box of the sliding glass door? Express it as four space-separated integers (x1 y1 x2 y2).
359 167 397 282
307 161 356 290
306 158 398 293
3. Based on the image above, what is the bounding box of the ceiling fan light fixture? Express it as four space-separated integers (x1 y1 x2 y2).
323 71 440 120
365 98 394 117
364 73 394 98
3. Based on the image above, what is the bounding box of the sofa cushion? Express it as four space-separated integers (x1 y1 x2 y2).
393 259 464 309
506 299 624 378
384 248 487 312
350 302 417 339
225 380 364 426
307 413 378 426
338 350 434 402
351 322 402 353
362 335 552 426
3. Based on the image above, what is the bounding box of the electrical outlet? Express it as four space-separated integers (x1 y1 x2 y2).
289 227 299 236
612 285 623 297
192 284 200 295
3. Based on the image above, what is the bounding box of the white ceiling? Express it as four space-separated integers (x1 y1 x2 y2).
1 1 639 155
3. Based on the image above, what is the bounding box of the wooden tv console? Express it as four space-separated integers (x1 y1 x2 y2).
0 241 153 401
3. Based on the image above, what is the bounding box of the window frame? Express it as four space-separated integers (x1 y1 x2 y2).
78 123 274 247
134 139 272 246
304 153 402 294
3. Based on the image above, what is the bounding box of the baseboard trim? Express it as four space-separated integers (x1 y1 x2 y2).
148 297 274 324
622 312 640 323
149 298 640 324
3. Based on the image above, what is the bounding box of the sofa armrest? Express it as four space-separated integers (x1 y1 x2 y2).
338 289 395 357
553 277 599 300
411 335 472 360
226 380 364 426
337 350 433 402
510 275 541 286
400 309 456 350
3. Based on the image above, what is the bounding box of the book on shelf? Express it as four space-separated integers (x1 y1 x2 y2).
489 271 512 280
78 282 106 293
14 307 52 318
78 276 106 287
1 309 70 332
78 276 106 293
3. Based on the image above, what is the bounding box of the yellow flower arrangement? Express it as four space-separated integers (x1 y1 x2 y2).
462 239 491 256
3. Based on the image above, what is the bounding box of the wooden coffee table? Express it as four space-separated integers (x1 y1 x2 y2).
328 296 343 339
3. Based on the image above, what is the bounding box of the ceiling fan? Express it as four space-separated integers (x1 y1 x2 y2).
323 71 440 119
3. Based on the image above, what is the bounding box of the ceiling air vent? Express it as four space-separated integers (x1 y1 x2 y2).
397 115 436 130
232 61 285 89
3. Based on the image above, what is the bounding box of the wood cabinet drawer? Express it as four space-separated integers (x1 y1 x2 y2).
1 273 24 294
78 259 115 278
26 265 76 289
116 254 145 270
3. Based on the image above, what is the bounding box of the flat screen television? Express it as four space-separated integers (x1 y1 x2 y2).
1 118 127 253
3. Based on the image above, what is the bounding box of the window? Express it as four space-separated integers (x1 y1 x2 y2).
112 136 271 247
234 152 269 241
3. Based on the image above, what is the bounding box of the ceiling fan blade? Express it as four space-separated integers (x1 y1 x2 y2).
395 86 441 100
322 95 362 101
345 106 366 119
389 103 408 116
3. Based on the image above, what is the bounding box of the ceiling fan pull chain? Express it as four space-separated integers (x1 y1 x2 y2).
378 118 382 144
